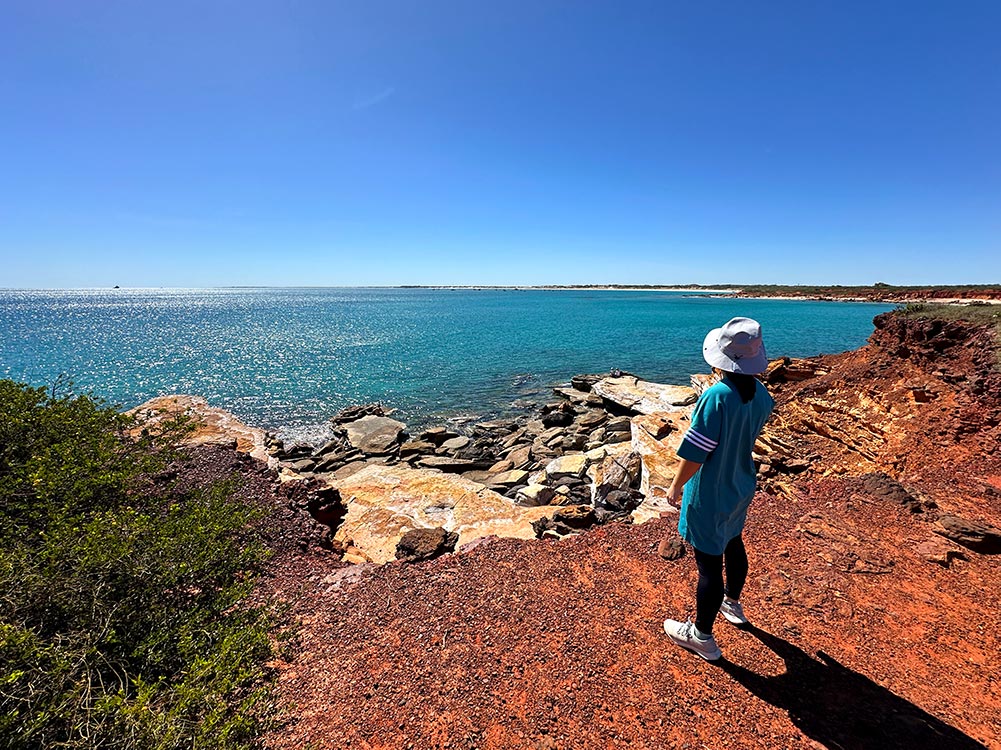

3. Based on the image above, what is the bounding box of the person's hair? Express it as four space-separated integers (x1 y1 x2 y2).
712 367 757 403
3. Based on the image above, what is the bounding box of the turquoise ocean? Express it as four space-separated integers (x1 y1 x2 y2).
0 288 892 442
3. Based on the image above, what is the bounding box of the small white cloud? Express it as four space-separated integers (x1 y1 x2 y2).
352 87 396 111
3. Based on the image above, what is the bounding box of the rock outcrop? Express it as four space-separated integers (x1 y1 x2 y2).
128 395 274 467
329 464 551 563
590 374 697 414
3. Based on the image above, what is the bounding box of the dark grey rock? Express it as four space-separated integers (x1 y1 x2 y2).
934 514 1001 554
395 527 459 562
331 403 388 424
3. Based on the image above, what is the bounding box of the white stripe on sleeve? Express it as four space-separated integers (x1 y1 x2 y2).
684 430 717 452
687 429 718 448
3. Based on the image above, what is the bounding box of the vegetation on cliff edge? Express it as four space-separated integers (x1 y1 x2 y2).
0 380 275 749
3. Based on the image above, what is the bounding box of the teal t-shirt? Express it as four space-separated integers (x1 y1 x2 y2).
676 377 775 555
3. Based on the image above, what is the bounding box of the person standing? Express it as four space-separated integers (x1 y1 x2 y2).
663 317 775 661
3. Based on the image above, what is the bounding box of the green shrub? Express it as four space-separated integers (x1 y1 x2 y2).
0 381 275 749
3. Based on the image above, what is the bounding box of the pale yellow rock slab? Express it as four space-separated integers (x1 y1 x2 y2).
543 453 589 479
330 464 551 564
591 376 697 414
128 395 274 467
630 410 691 524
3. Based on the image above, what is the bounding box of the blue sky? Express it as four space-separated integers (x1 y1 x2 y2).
1 1 998 287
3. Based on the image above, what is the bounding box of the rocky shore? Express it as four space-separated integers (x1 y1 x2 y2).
133 369 710 565
130 309 1001 749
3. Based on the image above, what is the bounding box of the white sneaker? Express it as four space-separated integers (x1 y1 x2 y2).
719 598 749 626
663 619 722 661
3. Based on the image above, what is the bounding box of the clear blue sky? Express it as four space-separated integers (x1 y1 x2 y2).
1 1 998 287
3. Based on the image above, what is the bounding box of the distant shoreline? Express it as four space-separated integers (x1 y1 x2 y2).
395 284 1001 304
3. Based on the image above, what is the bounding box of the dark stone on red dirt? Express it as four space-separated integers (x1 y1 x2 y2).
933 514 1001 554
306 486 348 530
861 472 927 513
658 535 686 560
395 527 459 562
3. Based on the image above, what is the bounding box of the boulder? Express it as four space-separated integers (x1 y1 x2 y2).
500 428 528 449
327 460 371 483
552 505 597 529
461 470 499 485
591 375 697 415
315 438 350 457
331 403 388 424
330 464 551 563
438 435 471 453
605 416 632 433
400 439 436 457
281 442 314 460
860 472 929 513
570 374 602 392
576 410 608 430
594 451 642 501
421 427 460 445
543 453 589 481
492 469 530 486
553 387 604 407
657 535 686 560
395 527 459 562
418 455 494 473
314 449 360 472
473 420 519 436
933 514 1001 554
344 415 407 455
542 410 574 428
507 445 532 468
516 484 556 507
286 458 317 474
604 430 632 444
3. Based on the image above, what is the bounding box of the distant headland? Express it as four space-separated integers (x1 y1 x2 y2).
397 283 1001 303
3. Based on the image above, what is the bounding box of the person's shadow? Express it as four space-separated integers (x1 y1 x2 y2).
715 626 987 750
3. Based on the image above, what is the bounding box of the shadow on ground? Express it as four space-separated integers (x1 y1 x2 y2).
715 626 986 750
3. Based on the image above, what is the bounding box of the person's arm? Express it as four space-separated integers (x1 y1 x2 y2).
666 458 702 504
669 389 723 504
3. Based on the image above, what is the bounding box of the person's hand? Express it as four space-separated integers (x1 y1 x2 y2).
666 482 683 505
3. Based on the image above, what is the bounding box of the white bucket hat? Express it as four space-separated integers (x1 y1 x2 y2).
703 317 768 374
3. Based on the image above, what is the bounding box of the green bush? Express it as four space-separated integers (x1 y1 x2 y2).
0 381 275 749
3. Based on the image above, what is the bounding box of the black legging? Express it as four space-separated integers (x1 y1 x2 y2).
693 535 748 635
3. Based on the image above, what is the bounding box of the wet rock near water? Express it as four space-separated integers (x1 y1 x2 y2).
343 415 408 455
330 402 390 424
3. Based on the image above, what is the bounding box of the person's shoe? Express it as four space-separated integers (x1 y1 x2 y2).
663 619 722 661
719 597 749 626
